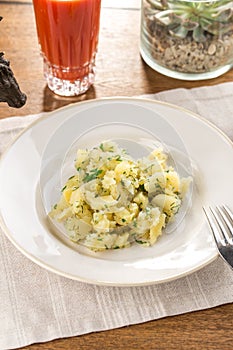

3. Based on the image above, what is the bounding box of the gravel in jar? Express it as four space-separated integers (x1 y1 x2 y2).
143 20 233 74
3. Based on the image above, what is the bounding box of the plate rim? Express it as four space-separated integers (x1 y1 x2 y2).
1 96 233 163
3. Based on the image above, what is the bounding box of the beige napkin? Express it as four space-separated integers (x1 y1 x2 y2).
1 82 233 350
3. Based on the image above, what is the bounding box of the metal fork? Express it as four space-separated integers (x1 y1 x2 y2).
203 205 233 269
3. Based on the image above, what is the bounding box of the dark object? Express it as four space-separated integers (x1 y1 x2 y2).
0 16 26 108
0 52 27 108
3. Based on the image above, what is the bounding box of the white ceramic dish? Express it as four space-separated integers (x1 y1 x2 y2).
1 98 233 286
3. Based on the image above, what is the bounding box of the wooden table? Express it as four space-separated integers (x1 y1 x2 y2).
1 1 233 349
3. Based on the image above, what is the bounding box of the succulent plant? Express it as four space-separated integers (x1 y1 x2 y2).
146 0 233 42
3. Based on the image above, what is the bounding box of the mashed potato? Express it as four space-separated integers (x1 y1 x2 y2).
49 141 191 251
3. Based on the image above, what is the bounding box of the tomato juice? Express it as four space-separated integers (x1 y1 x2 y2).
33 0 101 93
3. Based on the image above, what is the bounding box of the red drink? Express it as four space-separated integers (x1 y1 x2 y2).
33 0 101 96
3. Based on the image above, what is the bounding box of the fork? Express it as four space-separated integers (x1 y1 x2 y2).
203 205 233 269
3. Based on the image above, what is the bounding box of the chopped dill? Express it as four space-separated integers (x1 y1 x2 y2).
83 169 103 183
61 185 67 192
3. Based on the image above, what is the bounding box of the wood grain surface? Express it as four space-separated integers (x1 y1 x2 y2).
1 0 233 119
1 1 233 349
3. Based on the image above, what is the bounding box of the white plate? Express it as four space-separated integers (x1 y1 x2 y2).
1 98 233 286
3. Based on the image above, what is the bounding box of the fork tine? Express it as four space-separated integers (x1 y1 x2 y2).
209 206 231 245
217 206 233 242
203 207 226 248
214 206 233 244
222 205 233 226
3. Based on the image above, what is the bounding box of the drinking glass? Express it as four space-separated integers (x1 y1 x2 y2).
33 0 101 96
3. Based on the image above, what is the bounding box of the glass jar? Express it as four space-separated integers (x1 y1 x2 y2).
140 0 233 80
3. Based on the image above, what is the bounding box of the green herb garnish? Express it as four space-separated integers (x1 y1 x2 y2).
83 168 103 183
135 239 145 245
115 155 122 161
138 184 145 192
117 194 121 201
